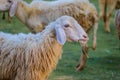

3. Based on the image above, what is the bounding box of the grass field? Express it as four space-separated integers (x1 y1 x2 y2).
0 0 120 80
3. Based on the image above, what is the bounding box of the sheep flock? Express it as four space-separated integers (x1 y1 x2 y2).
0 0 99 71
0 16 89 80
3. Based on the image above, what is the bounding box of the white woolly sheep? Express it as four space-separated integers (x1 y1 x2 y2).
0 0 98 70
115 10 120 40
0 16 89 80
99 0 117 32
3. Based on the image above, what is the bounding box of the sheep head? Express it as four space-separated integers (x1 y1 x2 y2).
0 0 18 17
54 16 89 46
0 0 11 11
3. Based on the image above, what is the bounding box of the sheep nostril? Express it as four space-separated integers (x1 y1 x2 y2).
83 35 87 38
82 35 89 41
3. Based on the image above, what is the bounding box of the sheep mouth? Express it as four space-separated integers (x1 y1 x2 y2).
78 39 88 46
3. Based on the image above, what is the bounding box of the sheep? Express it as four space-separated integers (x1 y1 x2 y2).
115 10 120 40
0 16 89 80
98 0 117 32
0 0 98 70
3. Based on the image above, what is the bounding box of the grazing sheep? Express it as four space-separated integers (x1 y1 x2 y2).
98 0 117 32
0 0 98 70
0 0 98 49
115 10 120 40
0 16 89 80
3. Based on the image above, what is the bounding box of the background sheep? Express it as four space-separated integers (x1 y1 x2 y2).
0 0 98 70
98 0 117 32
115 10 120 40
0 16 88 80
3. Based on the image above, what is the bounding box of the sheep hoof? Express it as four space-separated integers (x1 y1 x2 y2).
92 44 96 50
92 46 96 50
105 25 110 33
76 64 84 71
106 29 110 33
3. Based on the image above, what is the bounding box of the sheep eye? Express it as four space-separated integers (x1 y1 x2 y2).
7 0 12 3
64 24 70 28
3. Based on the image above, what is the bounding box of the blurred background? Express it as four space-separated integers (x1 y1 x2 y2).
0 0 120 80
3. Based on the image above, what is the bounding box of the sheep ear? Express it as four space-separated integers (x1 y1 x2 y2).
9 1 18 17
55 24 66 45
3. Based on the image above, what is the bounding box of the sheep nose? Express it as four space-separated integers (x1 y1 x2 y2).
83 35 87 38
83 35 89 41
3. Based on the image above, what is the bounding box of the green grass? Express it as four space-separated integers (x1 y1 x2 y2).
0 0 120 80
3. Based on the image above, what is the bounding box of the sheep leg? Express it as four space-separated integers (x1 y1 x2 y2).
99 0 110 32
117 25 120 40
99 0 105 20
116 0 120 9
76 44 88 71
107 1 116 19
8 12 11 23
105 1 116 32
104 15 111 32
104 5 114 33
92 15 98 50
2 12 5 20
115 10 120 40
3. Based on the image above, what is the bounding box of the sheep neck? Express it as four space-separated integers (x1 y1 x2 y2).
16 1 31 25
24 26 63 79
0 25 64 80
